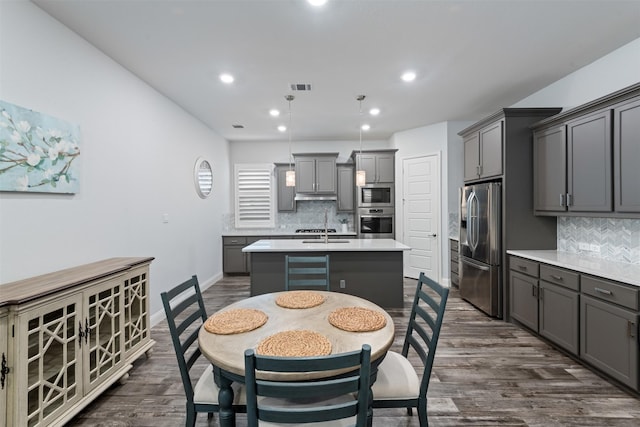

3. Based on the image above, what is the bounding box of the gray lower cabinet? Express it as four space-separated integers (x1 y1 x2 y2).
539 280 579 355
336 164 354 212
223 236 247 273
580 274 639 390
275 164 296 212
509 270 539 331
508 256 579 356
509 254 640 392
450 239 459 287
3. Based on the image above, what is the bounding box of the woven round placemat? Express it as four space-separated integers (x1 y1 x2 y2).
275 291 326 309
328 307 387 332
256 330 332 357
204 308 268 335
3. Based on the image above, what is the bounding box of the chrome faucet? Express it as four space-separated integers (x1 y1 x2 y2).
324 209 328 243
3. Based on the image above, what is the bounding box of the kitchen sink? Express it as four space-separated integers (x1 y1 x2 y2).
301 239 351 243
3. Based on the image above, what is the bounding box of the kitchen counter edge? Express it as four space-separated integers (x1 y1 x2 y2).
243 238 410 252
506 250 640 287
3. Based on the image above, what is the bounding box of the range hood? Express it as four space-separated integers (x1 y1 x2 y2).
294 193 337 201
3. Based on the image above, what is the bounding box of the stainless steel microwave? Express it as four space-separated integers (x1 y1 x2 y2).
357 184 394 207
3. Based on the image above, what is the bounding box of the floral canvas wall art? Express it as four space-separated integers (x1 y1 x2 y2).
0 100 80 194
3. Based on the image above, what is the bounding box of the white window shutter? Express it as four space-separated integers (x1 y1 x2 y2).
234 164 275 228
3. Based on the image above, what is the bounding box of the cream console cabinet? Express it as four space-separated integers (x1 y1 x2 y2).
0 257 154 427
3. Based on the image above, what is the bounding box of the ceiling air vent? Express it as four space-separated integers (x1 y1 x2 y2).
232 124 244 129
290 83 312 91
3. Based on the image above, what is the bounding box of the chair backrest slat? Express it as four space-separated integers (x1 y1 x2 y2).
160 275 209 403
245 344 371 427
402 272 449 392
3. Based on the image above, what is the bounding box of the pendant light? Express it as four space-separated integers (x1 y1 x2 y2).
356 95 366 187
285 95 296 187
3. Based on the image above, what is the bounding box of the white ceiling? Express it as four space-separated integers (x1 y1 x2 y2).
33 0 640 143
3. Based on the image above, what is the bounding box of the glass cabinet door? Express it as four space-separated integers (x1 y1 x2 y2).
14 294 83 427
0 309 8 427
123 267 150 359
83 278 124 393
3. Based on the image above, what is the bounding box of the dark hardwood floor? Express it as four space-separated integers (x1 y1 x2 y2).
68 276 640 426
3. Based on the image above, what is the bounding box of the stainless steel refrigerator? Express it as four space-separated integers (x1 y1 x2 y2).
459 182 502 318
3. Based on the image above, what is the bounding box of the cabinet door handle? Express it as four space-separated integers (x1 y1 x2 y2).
628 321 636 339
566 193 572 206
559 194 565 207
1 352 9 389
85 318 91 344
78 321 84 345
550 274 563 281
518 265 528 271
532 285 538 298
595 287 613 296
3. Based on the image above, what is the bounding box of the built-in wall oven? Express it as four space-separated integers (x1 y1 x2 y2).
357 207 394 239
357 184 394 208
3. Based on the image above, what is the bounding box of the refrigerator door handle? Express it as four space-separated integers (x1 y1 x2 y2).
467 191 479 251
461 256 491 271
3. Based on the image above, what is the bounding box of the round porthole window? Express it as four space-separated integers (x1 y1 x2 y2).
194 157 213 199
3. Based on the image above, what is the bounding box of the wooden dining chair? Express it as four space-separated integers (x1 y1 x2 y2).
284 254 330 291
371 272 449 426
244 344 372 427
161 275 246 427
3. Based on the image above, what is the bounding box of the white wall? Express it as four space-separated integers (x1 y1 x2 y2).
512 37 640 109
390 120 470 283
0 2 231 319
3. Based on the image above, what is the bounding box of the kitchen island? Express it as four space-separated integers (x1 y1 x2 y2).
242 238 410 308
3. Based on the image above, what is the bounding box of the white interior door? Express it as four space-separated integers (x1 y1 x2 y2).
402 154 440 281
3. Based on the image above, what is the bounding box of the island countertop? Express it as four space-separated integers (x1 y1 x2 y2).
242 238 411 252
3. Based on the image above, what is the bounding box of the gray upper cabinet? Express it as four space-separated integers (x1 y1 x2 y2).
336 163 354 212
532 82 640 217
566 110 612 212
614 98 640 212
355 151 395 183
533 125 567 212
294 153 337 194
463 120 503 182
275 164 296 212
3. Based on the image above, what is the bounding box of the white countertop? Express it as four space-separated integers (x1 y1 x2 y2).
507 250 640 287
223 231 358 237
242 238 411 252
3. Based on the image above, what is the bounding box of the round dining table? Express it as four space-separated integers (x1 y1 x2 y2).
198 290 395 427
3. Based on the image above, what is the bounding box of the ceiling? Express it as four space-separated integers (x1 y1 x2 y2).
33 0 640 143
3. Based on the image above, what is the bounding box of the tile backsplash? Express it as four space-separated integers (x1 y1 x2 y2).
223 201 355 233
557 217 640 265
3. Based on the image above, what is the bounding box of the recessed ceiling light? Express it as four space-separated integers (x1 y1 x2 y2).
219 73 234 84
369 108 380 116
401 71 416 82
308 0 328 6
361 124 371 131
278 125 287 132
270 109 280 117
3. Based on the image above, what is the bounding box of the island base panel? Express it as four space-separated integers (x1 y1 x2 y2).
249 251 404 308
